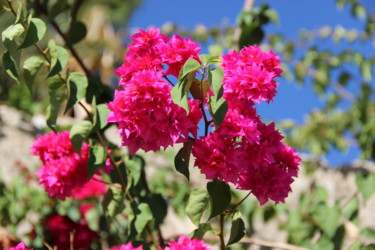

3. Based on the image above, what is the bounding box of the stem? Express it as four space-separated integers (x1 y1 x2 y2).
224 191 252 215
92 176 122 190
34 0 92 77
163 75 175 86
219 214 226 250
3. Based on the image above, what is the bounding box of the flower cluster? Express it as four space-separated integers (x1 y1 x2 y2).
108 28 202 154
107 235 209 250
45 212 98 250
5 242 33 250
31 131 108 200
108 28 300 205
31 131 90 200
193 47 300 205
163 235 209 250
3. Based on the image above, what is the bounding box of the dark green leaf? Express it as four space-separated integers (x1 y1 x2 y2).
209 97 228 128
174 141 192 180
88 140 107 179
134 203 153 234
142 193 167 227
67 21 87 45
227 212 246 245
207 180 231 220
65 72 88 112
19 18 46 48
208 67 224 100
48 40 69 77
239 25 264 48
2 51 19 83
70 120 92 154
191 223 212 240
23 55 44 90
186 188 208 226
356 172 375 200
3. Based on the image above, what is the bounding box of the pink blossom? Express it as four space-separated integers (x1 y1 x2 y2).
159 34 201 77
115 28 167 86
71 177 107 200
5 242 33 250
222 45 282 103
45 214 98 250
32 131 90 200
107 69 201 154
163 235 210 250
106 242 143 250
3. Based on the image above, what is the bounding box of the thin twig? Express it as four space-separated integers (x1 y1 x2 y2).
219 214 226 250
224 191 252 214
34 0 92 77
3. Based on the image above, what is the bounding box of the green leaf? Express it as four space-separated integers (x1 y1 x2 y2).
348 240 362 250
361 227 375 239
171 72 194 113
174 141 192 180
191 223 212 240
186 188 208 226
67 21 87 45
209 97 228 128
361 60 372 81
356 172 375 200
46 76 66 130
179 58 201 79
264 9 279 24
207 180 231 220
65 72 88 112
208 67 224 100
23 55 44 90
134 203 153 234
227 212 246 245
103 187 125 218
311 204 340 238
199 54 218 66
2 51 19 83
2 23 24 48
88 140 107 179
48 40 69 77
70 120 92 154
239 25 264 48
92 104 110 132
19 18 46 48
126 155 145 187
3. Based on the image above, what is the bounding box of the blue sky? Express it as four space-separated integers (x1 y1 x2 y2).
127 0 374 165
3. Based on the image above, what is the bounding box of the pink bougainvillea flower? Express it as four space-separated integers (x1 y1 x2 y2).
115 27 168 86
107 69 201 154
45 214 97 250
71 177 107 200
31 131 90 200
163 235 210 250
159 34 201 77
106 242 143 250
222 45 282 104
5 242 33 250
